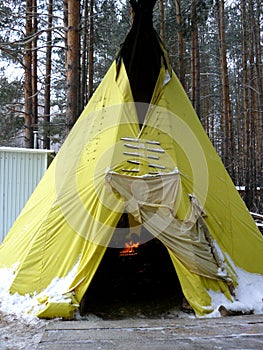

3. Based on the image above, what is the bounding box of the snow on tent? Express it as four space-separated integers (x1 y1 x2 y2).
1 0 263 319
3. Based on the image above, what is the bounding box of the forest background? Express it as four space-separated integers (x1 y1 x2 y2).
0 0 262 212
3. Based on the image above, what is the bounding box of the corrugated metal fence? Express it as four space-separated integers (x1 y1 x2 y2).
0 147 54 242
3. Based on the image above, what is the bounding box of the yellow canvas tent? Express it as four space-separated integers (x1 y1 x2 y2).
0 0 263 319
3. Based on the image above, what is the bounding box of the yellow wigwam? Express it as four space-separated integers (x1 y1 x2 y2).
0 0 262 318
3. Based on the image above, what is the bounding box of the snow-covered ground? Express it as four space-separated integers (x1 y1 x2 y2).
0 310 47 350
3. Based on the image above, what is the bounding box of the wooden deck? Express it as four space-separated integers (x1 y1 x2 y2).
38 314 263 350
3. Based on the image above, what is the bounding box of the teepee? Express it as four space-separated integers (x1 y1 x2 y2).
0 0 263 319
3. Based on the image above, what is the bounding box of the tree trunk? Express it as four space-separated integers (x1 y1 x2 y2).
175 0 185 88
246 0 257 211
216 0 235 180
80 0 89 110
43 0 53 149
24 0 33 148
88 0 94 100
63 0 68 67
242 0 249 190
32 0 38 148
159 0 165 44
191 0 201 117
254 0 263 212
66 0 80 131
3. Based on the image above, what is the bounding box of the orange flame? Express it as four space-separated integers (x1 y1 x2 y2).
119 240 139 256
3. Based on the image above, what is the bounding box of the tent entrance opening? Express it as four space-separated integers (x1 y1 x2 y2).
79 214 184 319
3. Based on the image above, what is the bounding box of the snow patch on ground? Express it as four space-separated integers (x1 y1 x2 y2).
0 261 82 349
208 266 263 317
0 310 47 350
0 258 263 323
0 260 79 319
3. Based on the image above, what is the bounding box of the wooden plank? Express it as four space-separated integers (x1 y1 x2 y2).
41 323 263 342
38 314 263 350
44 313 263 330
38 334 263 350
38 340 194 350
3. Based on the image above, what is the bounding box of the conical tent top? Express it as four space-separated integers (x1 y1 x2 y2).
117 0 163 105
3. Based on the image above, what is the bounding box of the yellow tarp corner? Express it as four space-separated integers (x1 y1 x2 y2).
36 293 79 319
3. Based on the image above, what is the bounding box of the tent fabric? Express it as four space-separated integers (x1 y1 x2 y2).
105 170 230 281
0 54 263 318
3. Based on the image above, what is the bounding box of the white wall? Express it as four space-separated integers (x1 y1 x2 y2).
0 147 53 242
